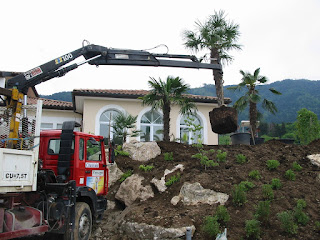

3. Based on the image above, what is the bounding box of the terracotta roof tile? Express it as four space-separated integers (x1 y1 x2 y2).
73 89 231 104
28 97 73 110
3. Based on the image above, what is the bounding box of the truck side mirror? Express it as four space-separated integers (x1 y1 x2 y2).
89 137 99 145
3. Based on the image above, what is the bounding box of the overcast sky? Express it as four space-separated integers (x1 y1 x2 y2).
1 0 320 95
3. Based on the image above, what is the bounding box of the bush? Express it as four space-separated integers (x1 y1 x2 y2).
164 152 174 161
139 165 154 172
262 184 274 200
285 169 296 180
165 173 181 186
315 221 320 232
266 160 280 170
249 170 261 180
245 219 261 239
271 178 282 189
202 216 220 237
216 150 227 162
294 208 309 226
239 181 255 191
115 145 130 156
235 154 247 164
292 161 302 171
277 211 298 235
254 201 271 223
215 205 230 224
119 170 133 182
294 199 309 225
232 184 247 206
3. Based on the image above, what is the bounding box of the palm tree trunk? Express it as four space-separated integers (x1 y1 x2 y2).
249 101 257 138
163 103 171 142
211 48 224 106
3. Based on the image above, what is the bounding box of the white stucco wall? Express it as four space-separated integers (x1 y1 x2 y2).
81 97 219 145
41 109 82 130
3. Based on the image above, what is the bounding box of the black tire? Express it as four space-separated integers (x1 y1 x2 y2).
72 202 92 240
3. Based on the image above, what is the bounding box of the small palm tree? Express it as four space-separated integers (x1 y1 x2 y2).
228 68 281 137
112 112 140 143
141 76 196 142
183 10 241 106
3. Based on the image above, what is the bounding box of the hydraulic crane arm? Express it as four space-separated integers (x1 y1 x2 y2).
6 43 221 94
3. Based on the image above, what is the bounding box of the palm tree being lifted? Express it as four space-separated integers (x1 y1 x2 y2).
183 10 242 134
141 76 196 142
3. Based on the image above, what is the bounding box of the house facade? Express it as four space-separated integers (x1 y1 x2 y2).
72 89 231 145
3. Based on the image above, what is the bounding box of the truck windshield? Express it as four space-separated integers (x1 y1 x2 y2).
48 139 75 155
87 140 101 161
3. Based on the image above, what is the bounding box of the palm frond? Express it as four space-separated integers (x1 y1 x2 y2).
262 99 278 115
233 95 249 112
269 88 282 95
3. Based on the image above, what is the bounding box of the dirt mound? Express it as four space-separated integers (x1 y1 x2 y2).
103 141 320 239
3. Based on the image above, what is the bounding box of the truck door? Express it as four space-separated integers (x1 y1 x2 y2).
84 137 106 195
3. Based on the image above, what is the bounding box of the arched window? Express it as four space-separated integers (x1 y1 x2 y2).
140 110 163 142
179 115 203 144
99 109 121 139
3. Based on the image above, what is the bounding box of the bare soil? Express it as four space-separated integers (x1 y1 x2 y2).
102 140 320 240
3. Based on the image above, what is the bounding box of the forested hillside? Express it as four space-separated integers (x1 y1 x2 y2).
40 79 320 123
188 79 320 123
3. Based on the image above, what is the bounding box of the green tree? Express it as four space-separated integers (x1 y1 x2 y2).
295 108 320 144
228 68 281 137
183 10 241 106
141 76 196 142
112 112 140 143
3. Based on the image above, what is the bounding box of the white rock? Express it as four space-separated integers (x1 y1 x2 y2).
115 174 154 206
171 196 181 206
107 162 124 187
151 164 184 192
119 221 195 240
123 141 161 161
175 182 229 206
307 154 320 167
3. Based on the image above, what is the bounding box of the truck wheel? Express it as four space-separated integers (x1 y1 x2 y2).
73 202 92 240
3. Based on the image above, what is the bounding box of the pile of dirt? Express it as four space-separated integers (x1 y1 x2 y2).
102 140 320 240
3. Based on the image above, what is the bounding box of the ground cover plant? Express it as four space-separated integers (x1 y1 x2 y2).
101 139 320 240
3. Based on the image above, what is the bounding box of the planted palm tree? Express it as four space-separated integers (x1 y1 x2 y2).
141 76 196 142
112 112 140 144
183 10 241 134
228 68 281 138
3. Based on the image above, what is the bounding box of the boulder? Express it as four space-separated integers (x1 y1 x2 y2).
151 164 184 192
172 182 229 206
123 140 161 161
115 174 154 206
307 154 320 167
119 221 195 240
107 162 124 187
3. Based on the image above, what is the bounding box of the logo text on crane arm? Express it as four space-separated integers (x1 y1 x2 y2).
55 53 73 64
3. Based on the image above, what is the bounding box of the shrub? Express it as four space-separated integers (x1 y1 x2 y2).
239 181 255 191
165 173 181 186
262 184 274 200
192 151 219 170
245 219 261 239
235 154 247 164
292 161 302 171
266 160 280 170
202 216 220 237
216 150 227 162
249 170 261 180
315 221 320 232
285 169 296 180
119 170 133 182
271 178 282 189
139 165 154 172
294 208 309 226
296 199 307 209
294 199 309 225
215 205 230 224
254 201 270 223
164 152 174 161
115 145 130 156
232 184 247 206
277 211 298 235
